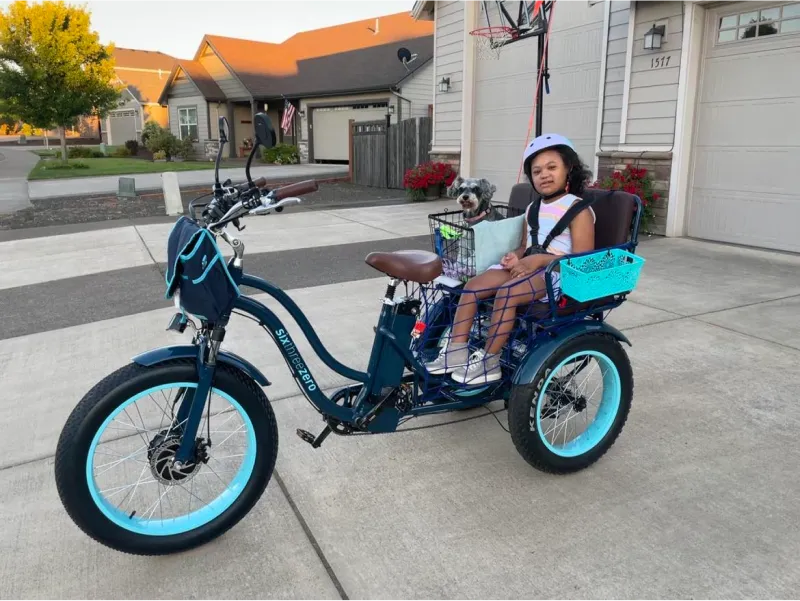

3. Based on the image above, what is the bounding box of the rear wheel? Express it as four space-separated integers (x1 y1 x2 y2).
508 334 632 474
54 360 278 555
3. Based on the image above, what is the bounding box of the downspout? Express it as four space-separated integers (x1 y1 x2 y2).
391 88 412 122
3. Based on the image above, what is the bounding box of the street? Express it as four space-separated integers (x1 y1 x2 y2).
1 199 800 598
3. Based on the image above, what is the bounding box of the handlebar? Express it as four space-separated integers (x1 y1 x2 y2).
271 179 319 200
234 176 267 192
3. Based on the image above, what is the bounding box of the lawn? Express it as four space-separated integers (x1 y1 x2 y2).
28 157 216 180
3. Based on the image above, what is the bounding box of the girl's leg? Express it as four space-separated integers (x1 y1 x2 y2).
484 271 547 355
424 269 512 375
450 271 547 385
449 269 513 344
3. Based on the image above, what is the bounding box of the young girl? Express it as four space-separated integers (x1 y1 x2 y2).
425 134 596 385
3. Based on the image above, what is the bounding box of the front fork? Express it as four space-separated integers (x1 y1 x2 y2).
173 326 225 466
173 229 244 466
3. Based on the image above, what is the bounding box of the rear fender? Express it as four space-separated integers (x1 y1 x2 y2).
132 345 271 386
512 321 630 386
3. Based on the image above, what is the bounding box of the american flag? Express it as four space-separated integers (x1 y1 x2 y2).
281 99 296 135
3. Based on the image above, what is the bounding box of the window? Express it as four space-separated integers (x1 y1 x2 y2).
178 107 198 141
717 2 800 43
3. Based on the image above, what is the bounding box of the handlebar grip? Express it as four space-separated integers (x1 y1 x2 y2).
234 176 267 192
272 179 319 200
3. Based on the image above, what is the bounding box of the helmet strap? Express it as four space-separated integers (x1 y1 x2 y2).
540 187 568 201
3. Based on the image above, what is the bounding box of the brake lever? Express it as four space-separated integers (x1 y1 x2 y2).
232 217 245 232
249 197 302 215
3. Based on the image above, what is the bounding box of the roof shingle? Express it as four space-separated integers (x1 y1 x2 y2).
196 11 434 99
112 48 177 104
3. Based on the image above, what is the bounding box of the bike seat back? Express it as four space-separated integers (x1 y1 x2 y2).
366 250 443 283
507 183 637 248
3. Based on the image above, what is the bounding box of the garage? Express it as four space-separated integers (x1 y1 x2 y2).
108 109 140 146
311 102 389 162
688 1 800 252
471 1 605 202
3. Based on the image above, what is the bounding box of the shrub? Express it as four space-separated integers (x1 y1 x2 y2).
153 150 167 161
261 143 299 165
143 123 179 158
124 139 139 155
67 146 96 158
402 161 457 201
590 164 658 234
41 160 89 171
174 136 195 159
112 146 131 157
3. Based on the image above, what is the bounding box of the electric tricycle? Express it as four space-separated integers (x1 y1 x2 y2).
54 113 645 556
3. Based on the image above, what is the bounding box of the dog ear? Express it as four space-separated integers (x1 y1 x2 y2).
446 175 463 198
479 179 496 201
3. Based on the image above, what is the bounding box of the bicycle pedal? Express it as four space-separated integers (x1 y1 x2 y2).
296 426 331 449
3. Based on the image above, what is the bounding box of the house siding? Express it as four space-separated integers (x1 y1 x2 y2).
434 1 464 148
625 0 683 146
170 71 201 99
601 0 631 147
399 60 434 119
168 95 210 147
200 44 250 100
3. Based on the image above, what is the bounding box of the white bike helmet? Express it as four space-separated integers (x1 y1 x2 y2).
522 133 577 186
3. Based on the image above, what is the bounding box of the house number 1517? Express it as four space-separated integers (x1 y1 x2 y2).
650 55 671 68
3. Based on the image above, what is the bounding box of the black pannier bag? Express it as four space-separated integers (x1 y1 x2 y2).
165 216 240 323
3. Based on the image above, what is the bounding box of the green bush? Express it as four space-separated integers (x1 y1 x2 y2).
124 139 139 155
143 123 179 157
261 143 299 165
68 146 105 159
41 160 89 171
152 150 167 160
174 136 195 159
112 146 131 157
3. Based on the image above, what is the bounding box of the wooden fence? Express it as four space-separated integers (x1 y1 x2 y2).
350 116 432 189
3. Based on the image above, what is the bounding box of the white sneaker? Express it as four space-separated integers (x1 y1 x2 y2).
424 342 470 375
450 349 502 385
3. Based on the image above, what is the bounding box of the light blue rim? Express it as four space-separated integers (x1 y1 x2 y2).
536 350 621 458
86 382 257 537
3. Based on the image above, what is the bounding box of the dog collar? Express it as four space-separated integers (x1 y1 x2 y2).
464 209 489 225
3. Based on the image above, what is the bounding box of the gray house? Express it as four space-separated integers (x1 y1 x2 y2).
157 12 434 163
413 0 800 252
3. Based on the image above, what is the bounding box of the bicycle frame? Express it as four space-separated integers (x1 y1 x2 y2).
166 266 457 462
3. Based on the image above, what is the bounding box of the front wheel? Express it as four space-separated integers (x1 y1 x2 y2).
508 334 632 474
54 360 278 555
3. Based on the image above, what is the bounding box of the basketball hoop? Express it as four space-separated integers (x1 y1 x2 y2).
469 25 515 59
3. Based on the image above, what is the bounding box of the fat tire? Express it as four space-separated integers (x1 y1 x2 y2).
54 359 278 556
508 333 632 474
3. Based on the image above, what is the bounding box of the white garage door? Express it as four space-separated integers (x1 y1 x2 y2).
109 109 139 146
312 103 389 162
688 1 800 252
472 1 605 202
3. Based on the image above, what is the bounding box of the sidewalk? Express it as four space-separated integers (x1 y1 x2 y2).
0 148 38 213
27 163 349 200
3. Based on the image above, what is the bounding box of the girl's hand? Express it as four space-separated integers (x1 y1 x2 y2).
500 252 519 270
509 262 529 279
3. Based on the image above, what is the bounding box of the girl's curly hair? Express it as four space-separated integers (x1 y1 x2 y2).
524 145 593 198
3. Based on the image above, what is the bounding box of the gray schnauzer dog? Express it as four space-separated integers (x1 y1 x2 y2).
446 176 503 224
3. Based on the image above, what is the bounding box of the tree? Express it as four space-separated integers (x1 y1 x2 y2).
0 0 122 160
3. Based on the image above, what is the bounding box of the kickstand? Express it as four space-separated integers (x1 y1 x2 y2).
296 425 332 449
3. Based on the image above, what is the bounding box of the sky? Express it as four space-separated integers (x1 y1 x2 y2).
0 0 418 59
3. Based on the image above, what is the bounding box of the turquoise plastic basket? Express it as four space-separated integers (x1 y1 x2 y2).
559 248 645 302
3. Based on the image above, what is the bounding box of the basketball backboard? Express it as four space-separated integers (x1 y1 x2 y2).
473 0 549 51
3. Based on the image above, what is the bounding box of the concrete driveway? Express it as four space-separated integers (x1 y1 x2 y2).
0 203 798 599
0 147 38 213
